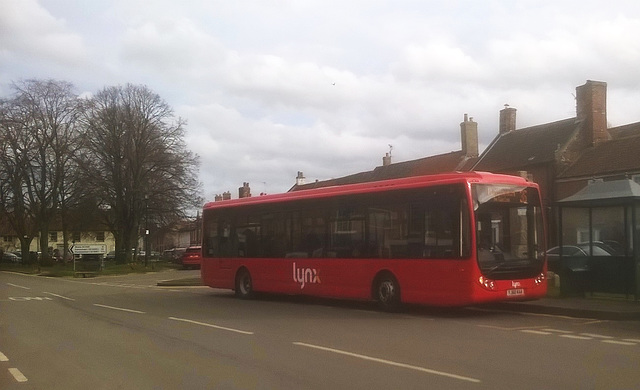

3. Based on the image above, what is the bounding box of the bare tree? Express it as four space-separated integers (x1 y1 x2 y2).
78 84 201 263
0 79 80 266
0 97 38 259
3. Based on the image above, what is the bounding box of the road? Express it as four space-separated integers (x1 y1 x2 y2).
1 269 639 389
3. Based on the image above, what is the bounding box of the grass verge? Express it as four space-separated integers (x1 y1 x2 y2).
0 261 181 277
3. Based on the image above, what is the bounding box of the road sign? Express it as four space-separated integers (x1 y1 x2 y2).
70 244 107 255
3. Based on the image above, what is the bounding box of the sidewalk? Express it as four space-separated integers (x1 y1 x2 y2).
488 295 640 321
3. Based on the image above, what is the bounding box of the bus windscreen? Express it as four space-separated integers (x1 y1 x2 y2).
473 184 545 280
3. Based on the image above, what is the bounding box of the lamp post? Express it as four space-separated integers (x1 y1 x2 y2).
144 195 150 267
71 239 75 272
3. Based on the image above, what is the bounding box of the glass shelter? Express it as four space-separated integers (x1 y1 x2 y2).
556 179 640 299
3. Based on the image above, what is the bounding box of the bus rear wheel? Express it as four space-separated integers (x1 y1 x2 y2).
235 268 253 299
374 273 401 311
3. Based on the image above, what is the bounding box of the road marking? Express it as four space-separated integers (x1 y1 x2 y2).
478 324 545 331
467 306 594 320
168 317 254 335
520 330 552 335
580 333 614 339
93 304 145 314
560 334 592 340
9 297 52 301
293 342 481 384
7 283 30 290
8 368 28 382
542 328 574 334
0 351 8 361
516 328 636 346
602 340 637 346
43 292 75 301
581 320 609 325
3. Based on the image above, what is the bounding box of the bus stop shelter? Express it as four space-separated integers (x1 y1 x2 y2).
555 179 640 299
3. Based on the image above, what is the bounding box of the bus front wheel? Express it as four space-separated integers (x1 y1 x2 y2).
374 273 401 311
235 268 253 299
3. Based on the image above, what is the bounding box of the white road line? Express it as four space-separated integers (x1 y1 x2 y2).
580 333 614 339
293 342 481 384
520 330 552 335
168 317 254 335
7 283 30 290
602 340 637 346
93 304 145 314
43 292 75 301
478 325 545 331
624 338 640 343
467 307 592 320
8 297 52 301
560 334 592 340
0 351 8 361
581 320 609 325
542 329 574 334
8 368 28 382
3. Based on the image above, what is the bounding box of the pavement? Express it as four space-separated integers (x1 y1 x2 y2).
158 276 640 320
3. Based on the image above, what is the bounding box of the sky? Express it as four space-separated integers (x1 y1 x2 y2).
2 1 640 202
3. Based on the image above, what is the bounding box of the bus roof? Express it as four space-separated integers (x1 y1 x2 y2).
203 171 536 210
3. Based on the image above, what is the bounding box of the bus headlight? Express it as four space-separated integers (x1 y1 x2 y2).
534 272 545 285
478 276 496 290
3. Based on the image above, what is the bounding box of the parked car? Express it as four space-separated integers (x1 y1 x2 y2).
1 252 21 263
546 242 614 273
546 242 615 258
180 246 202 269
163 248 186 263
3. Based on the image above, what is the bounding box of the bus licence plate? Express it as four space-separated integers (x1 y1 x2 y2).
507 288 524 297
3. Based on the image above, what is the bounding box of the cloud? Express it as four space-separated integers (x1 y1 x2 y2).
0 0 87 68
3 0 640 200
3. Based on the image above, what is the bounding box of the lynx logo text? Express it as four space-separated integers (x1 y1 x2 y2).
292 262 321 289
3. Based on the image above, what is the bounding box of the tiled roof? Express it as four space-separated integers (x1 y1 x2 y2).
290 151 478 191
558 122 640 178
608 122 640 140
473 118 578 172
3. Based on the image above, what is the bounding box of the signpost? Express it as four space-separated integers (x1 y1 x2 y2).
69 244 107 255
70 244 107 273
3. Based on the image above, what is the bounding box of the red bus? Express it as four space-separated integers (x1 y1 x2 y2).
201 172 547 309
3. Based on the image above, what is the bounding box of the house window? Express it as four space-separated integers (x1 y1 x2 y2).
72 232 81 242
96 232 105 242
577 228 595 243
563 206 627 256
562 208 589 246
592 206 625 255
49 232 58 242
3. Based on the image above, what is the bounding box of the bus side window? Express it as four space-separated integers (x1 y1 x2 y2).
203 217 217 256
424 197 466 258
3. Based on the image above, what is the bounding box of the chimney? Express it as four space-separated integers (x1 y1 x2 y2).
222 191 231 200
214 194 223 202
460 113 478 157
382 153 392 166
239 182 251 198
296 171 306 186
499 105 517 134
576 80 608 146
